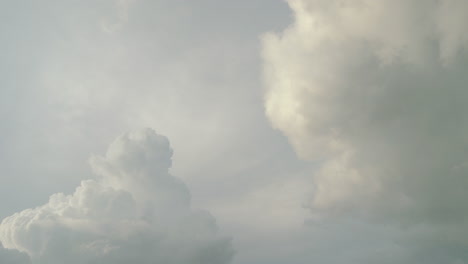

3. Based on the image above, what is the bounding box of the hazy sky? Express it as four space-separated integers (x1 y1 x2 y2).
1 1 468 263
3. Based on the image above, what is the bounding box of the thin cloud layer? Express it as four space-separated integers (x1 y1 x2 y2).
262 0 468 262
0 129 233 264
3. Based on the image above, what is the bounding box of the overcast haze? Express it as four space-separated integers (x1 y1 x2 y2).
1 1 468 263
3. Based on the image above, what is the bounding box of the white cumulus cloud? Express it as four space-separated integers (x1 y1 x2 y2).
262 0 468 262
0 128 233 264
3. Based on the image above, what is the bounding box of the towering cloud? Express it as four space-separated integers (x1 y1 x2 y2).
0 129 233 264
262 0 468 262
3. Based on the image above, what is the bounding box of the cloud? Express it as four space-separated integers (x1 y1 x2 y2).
0 243 30 264
0 128 233 264
0 1 295 263
262 0 468 262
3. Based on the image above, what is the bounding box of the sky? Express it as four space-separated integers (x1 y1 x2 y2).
1 1 468 263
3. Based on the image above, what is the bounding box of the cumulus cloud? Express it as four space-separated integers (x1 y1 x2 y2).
262 0 468 262
0 128 233 264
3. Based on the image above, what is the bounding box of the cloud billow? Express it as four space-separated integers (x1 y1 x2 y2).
262 0 468 262
0 128 233 264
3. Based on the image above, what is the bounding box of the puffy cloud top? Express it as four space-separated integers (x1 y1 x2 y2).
262 0 468 262
0 129 233 264
90 128 190 211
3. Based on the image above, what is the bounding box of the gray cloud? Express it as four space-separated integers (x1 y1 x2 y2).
0 0 292 223
262 0 468 262
0 129 233 264
0 1 297 263
0 243 30 264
